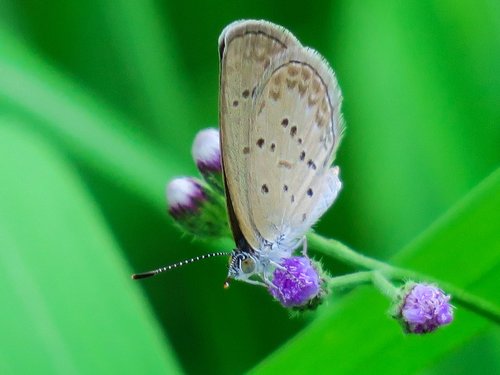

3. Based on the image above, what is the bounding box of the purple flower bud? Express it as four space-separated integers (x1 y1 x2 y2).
192 128 222 175
269 257 325 310
167 177 206 218
397 283 454 334
166 177 230 238
191 128 224 193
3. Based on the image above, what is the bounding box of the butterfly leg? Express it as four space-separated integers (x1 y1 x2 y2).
270 260 287 270
263 275 278 289
263 273 289 301
242 278 268 288
295 235 308 257
247 274 288 303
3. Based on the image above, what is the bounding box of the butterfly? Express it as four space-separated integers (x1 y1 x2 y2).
219 20 344 288
133 20 344 291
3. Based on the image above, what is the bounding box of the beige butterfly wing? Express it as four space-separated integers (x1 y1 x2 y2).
219 20 301 249
248 47 344 248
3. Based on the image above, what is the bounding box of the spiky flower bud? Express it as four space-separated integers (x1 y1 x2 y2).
192 128 224 192
395 283 454 334
269 256 327 310
166 177 228 238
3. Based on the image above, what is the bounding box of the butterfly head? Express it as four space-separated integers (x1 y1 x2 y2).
224 250 259 288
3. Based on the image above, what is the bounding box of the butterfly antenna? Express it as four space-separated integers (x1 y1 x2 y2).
132 251 229 280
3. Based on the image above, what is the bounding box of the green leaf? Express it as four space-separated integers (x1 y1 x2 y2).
0 123 182 374
250 169 500 375
0 27 190 214
0 0 197 148
98 0 199 145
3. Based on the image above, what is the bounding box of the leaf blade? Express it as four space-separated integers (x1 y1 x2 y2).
0 123 182 374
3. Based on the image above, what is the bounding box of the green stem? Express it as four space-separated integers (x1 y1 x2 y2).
307 233 391 271
371 272 399 300
307 232 500 325
328 271 373 290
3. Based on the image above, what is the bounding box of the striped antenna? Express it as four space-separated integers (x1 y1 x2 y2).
132 251 229 280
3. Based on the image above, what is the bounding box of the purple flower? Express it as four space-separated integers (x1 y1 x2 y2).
167 177 206 218
192 128 222 175
398 283 454 334
269 257 323 309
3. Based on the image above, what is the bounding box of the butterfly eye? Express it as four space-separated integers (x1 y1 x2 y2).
241 258 256 274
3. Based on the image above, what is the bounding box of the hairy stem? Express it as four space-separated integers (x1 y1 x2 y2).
328 271 373 290
372 272 399 300
308 232 500 325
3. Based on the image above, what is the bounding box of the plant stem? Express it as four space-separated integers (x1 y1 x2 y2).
307 232 500 325
307 233 391 272
371 272 399 300
328 271 373 290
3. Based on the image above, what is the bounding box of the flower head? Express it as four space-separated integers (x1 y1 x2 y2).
269 256 326 310
167 177 206 218
192 128 223 192
166 177 229 238
396 283 454 334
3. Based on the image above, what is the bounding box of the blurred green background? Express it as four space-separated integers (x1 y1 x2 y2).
0 1 498 374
